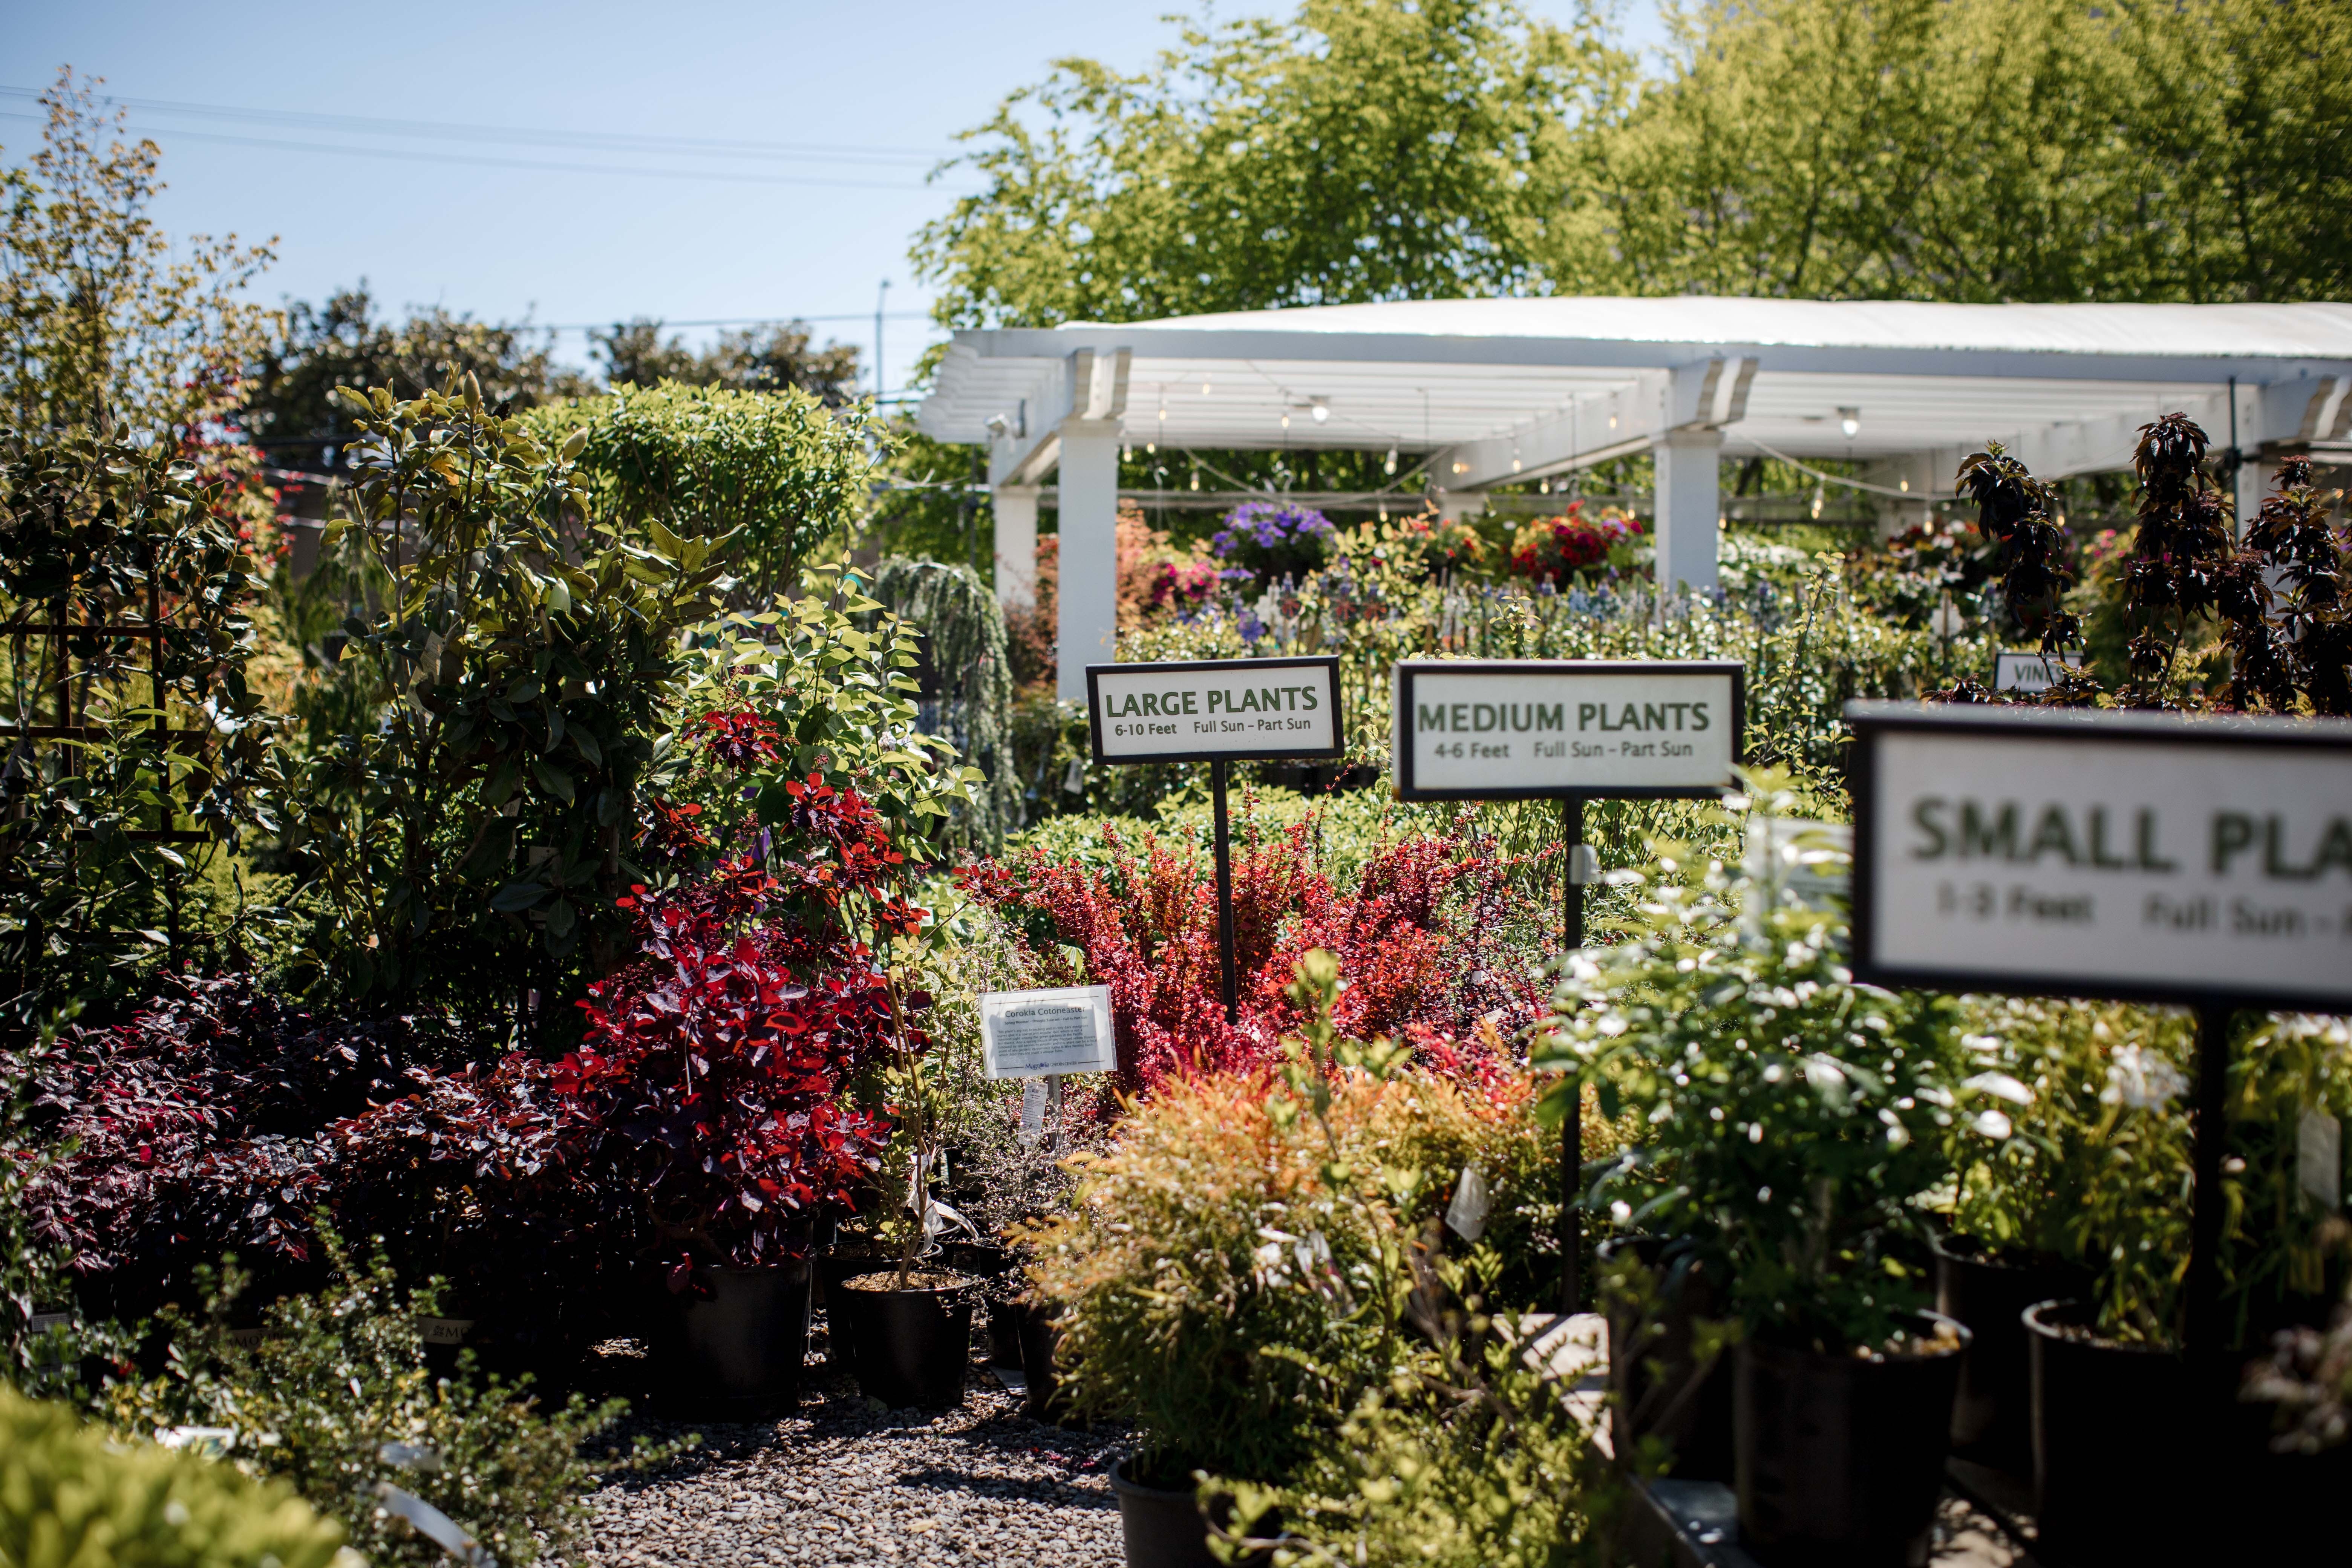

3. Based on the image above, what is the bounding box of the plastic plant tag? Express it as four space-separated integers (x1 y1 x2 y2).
1020 1077 1049 1144
1567 844 1601 885
1446 1165 1492 1240
2298 1107 2342 1210
414 1317 473 1347
374 1482 495 1568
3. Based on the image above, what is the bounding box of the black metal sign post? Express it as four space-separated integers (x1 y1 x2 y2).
1393 658 1746 1315
1847 701 2352 1376
1087 656 1346 1029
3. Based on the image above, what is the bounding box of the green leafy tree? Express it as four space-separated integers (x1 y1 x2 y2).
592 317 861 403
289 378 729 1010
1 69 278 440
1556 0 2352 303
243 285 582 476
912 0 1629 328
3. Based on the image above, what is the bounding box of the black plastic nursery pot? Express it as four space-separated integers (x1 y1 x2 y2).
1107 1458 1223 1568
650 1260 813 1419
1015 1299 1078 1423
2024 1299 2198 1567
1929 1234 2084 1475
837 1270 974 1409
944 1241 1027 1367
1599 1236 1735 1481
1734 1312 1971 1568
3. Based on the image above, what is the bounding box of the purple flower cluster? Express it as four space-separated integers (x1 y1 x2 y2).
1211 502 1335 557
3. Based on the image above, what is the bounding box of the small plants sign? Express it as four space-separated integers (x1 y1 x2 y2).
1850 703 2352 1009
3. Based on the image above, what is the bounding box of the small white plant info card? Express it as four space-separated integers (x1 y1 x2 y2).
979 985 1118 1079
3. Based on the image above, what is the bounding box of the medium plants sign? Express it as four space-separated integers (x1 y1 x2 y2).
1391 658 1743 799
1848 703 2352 1009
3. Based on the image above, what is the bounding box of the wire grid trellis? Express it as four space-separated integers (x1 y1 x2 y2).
2 547 211 965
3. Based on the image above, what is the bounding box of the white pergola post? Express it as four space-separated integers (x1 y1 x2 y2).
1055 423 1122 703
1653 429 1723 596
992 484 1040 607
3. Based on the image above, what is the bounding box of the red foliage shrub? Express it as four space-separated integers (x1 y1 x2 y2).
957 812 1548 1094
694 707 784 770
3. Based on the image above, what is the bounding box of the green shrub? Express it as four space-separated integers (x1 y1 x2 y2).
524 380 884 602
106 1234 681 1568
1546 779 1984 1351
1217 1326 1619 1568
1952 1000 2352 1347
0 1385 348 1568
1023 956 1574 1483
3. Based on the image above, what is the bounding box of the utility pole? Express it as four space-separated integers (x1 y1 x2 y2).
874 279 890 405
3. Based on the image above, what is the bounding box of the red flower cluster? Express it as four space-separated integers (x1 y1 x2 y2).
1508 502 1643 583
1143 557 1220 613
694 707 784 771
958 818 1546 1094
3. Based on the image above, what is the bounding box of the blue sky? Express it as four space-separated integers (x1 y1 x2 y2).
3 0 1669 395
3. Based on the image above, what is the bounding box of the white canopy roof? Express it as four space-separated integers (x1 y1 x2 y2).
920 296 2352 487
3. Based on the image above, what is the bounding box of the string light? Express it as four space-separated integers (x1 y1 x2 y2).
1310 398 1329 423
1201 379 1212 395
1810 482 1825 519
1280 411 1290 430
1839 407 1861 439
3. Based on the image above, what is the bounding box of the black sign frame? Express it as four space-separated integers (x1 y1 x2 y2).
1846 701 2352 1014
1084 655 1346 767
1392 658 1746 802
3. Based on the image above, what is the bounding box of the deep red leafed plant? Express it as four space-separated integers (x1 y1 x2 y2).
559 777 928 1268
694 707 785 771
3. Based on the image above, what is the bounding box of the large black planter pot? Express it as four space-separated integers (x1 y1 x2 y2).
1734 1313 1971 1568
945 1242 1027 1367
1015 1300 1076 1423
650 1261 812 1419
816 1242 893 1369
2024 1300 2197 1567
1930 1234 2083 1475
838 1271 973 1409
1107 1458 1219 1568
1599 1236 1734 1480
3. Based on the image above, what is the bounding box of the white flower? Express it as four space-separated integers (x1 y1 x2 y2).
1971 1109 2014 1139
1962 1071 2033 1106
2102 1046 2188 1110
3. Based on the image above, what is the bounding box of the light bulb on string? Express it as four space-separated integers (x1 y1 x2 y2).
1280 411 1290 430
1201 379 1212 396
1838 407 1861 439
1810 483 1825 520
1383 446 1398 475
1310 399 1329 423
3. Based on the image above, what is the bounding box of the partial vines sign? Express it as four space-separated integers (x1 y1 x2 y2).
1849 703 2352 1009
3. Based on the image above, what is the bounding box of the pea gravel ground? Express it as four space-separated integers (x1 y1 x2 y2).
573 1331 1124 1568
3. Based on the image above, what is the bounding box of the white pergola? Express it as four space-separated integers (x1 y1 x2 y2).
915 296 2352 701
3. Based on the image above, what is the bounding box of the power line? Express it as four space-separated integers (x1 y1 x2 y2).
541 314 934 330
0 84 950 166
0 111 966 192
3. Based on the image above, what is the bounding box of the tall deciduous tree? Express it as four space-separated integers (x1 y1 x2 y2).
1565 0 2351 303
592 318 861 403
243 285 581 475
912 0 1631 327
1 70 278 439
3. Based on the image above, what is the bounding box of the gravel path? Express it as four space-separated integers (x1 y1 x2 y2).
577 1341 1125 1568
